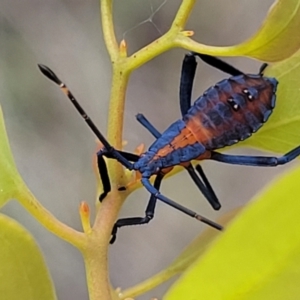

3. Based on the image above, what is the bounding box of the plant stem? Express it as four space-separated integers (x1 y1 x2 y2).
106 65 131 183
120 268 177 299
16 183 85 249
121 0 197 71
84 190 125 300
101 0 118 61
171 0 196 29
83 242 112 300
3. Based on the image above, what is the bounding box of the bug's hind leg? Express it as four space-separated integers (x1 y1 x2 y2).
179 53 198 116
192 53 244 77
136 113 221 210
193 52 268 77
110 173 164 244
179 52 243 114
210 146 300 166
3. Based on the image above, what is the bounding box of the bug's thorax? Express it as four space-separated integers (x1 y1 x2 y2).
184 74 278 149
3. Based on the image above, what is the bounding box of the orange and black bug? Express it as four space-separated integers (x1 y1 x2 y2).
39 53 300 243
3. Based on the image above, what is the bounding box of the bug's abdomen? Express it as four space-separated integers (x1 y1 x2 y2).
184 74 278 149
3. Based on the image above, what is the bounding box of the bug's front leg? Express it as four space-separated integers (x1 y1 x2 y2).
110 173 164 244
97 148 162 244
97 148 140 201
96 149 111 201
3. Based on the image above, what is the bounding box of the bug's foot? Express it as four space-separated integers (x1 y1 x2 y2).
110 225 118 244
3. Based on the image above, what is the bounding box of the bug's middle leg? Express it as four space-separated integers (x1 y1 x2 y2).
187 164 220 210
141 177 223 231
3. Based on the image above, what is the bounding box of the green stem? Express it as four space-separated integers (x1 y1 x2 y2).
106 64 131 184
120 268 178 299
174 35 242 56
84 191 125 300
100 0 119 60
171 0 196 29
83 242 112 300
124 0 197 71
16 183 85 249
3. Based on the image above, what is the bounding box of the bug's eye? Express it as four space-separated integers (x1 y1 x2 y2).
227 98 240 111
242 88 254 101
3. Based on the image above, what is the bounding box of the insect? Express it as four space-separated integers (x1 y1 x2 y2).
39 52 300 243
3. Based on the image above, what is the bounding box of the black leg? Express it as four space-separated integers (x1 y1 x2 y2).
193 52 267 77
97 149 140 201
259 63 268 75
39 64 223 242
97 153 111 201
98 148 140 162
178 52 244 116
185 165 220 210
110 173 164 244
136 113 221 210
179 53 197 116
38 64 134 170
141 177 223 230
210 146 300 166
192 52 244 76
195 165 218 201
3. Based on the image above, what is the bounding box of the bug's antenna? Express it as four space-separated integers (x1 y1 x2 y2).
38 64 113 150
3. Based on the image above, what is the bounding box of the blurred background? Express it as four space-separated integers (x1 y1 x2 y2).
0 0 296 299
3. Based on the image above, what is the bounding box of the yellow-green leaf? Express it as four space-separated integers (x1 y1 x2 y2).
0 214 56 300
0 107 24 207
164 165 300 300
241 47 300 153
229 0 300 61
184 0 300 61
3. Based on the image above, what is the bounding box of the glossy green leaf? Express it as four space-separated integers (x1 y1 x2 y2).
164 165 300 300
229 0 300 61
0 214 56 300
241 48 300 153
0 107 24 207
